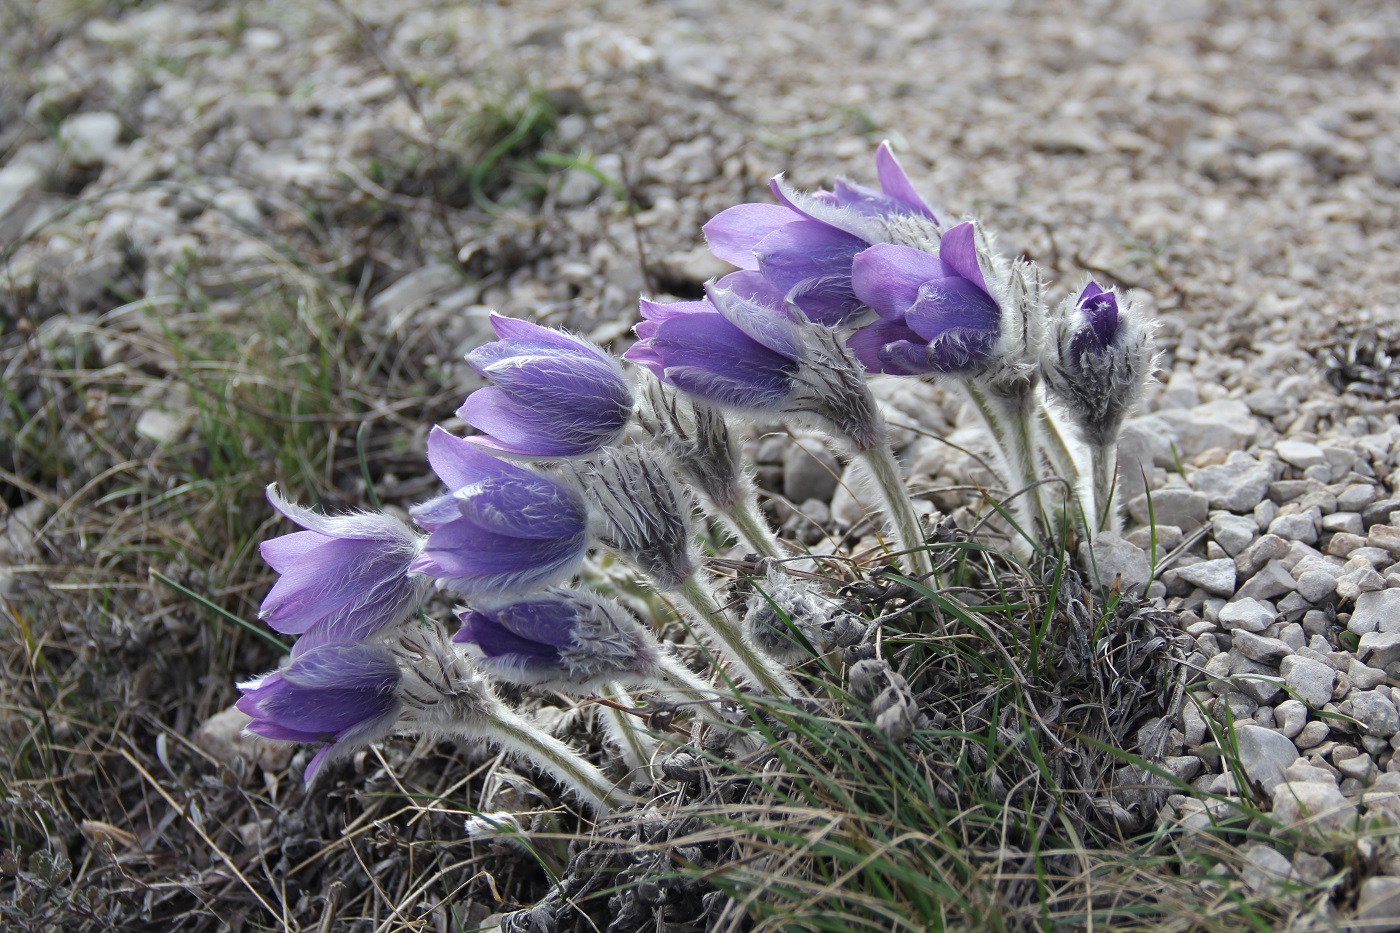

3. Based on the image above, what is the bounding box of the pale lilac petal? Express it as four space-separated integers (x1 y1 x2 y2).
904 279 1002 342
454 476 587 540
703 203 796 269
850 243 946 321
753 221 865 295
769 175 884 243
707 275 806 359
266 484 416 543
426 426 535 490
847 320 935 376
259 530 326 573
486 312 585 349
875 142 936 219
936 222 989 293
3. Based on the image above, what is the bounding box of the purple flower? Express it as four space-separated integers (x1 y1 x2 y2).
460 313 633 458
258 485 426 651
237 642 402 782
1043 281 1153 447
409 427 590 597
847 221 1002 376
626 272 804 412
454 588 659 692
703 142 939 326
627 273 885 450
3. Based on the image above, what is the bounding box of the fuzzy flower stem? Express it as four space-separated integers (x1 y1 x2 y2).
718 486 786 560
600 683 658 778
963 382 1044 544
433 707 626 814
650 651 731 726
1092 442 1122 535
1034 401 1081 491
672 574 801 699
850 443 935 581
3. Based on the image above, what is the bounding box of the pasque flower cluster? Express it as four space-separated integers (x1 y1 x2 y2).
237 139 1153 815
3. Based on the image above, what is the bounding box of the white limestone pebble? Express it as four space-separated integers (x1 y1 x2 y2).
1280 655 1335 709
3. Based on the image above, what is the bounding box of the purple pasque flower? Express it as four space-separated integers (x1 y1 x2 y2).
237 642 402 782
627 272 885 450
703 141 939 326
847 221 1002 377
258 484 427 651
454 588 660 692
409 427 590 597
460 313 633 458
1042 281 1153 447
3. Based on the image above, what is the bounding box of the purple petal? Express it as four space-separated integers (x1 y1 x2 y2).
486 312 588 351
259 536 382 633
936 222 989 294
850 243 946 321
458 611 563 660
786 276 866 327
645 304 796 382
259 530 328 573
662 364 792 410
703 203 797 270
707 275 806 359
492 596 582 647
425 426 536 490
925 328 1001 373
769 175 884 244
413 522 585 580
1076 284 1120 351
753 221 865 296
455 476 587 540
265 484 416 543
875 142 937 220
904 278 1002 342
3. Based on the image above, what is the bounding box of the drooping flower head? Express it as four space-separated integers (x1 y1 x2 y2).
460 313 634 459
1042 281 1155 448
454 588 661 693
847 221 1004 377
626 272 885 451
567 445 697 590
409 427 590 597
703 142 940 326
237 642 403 782
258 485 427 652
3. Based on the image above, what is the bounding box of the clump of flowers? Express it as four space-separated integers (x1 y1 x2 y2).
233 139 1155 827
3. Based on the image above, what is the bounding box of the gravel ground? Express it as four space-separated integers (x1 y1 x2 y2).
5 0 1400 925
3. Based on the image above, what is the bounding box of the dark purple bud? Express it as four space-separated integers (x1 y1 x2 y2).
258 485 426 649
409 428 590 597
237 643 402 782
454 588 660 692
459 313 634 458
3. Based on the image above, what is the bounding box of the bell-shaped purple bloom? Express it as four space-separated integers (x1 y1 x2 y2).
627 272 885 451
1042 281 1153 448
703 142 939 326
237 642 402 782
626 272 805 412
454 588 660 692
258 485 427 651
460 313 634 458
409 427 590 597
847 221 1002 376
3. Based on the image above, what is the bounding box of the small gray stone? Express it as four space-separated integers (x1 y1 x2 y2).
1271 780 1354 836
1174 558 1237 597
1295 720 1331 749
1327 532 1370 557
1337 753 1374 781
1078 532 1152 592
1242 844 1295 895
1321 512 1365 536
1156 400 1258 458
1211 513 1259 556
1234 724 1299 792
1191 454 1276 513
1359 590 1400 634
1236 560 1297 601
1349 659 1389 690
1337 561 1387 602
1218 598 1275 633
1268 512 1319 545
1237 534 1289 578
1234 630 1293 664
1276 439 1328 471
782 437 841 504
1127 487 1209 531
1356 876 1400 930
1338 483 1379 512
1364 499 1400 529
1279 656 1335 709
1274 699 1308 739
60 111 123 165
1359 632 1400 669
1295 570 1338 604
1349 690 1400 738
1371 526 1400 558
